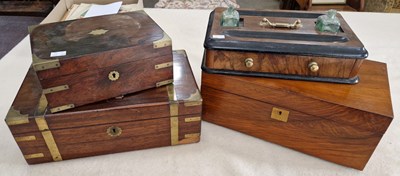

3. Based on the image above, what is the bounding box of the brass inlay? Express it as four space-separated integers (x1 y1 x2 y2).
15 135 36 142
32 54 60 71
184 90 203 107
167 84 179 145
184 133 200 138
170 116 179 145
153 32 172 49
308 61 319 72
43 85 69 94
107 126 122 137
260 18 302 29
24 153 44 159
156 79 173 87
271 107 290 122
184 117 201 122
50 104 75 113
245 58 254 68
37 93 48 115
35 117 63 161
5 107 29 126
88 29 109 36
155 62 173 70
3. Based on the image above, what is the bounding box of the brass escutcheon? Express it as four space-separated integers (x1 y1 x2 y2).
308 61 319 72
245 58 254 68
107 126 122 137
108 71 120 81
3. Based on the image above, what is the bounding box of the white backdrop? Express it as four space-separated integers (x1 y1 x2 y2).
0 9 399 176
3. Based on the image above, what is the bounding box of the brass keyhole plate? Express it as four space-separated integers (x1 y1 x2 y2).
108 71 120 81
107 126 122 137
271 107 289 122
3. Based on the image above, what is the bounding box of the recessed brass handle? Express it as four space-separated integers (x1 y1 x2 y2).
108 71 120 81
308 62 319 72
245 58 254 68
259 18 302 29
107 126 122 137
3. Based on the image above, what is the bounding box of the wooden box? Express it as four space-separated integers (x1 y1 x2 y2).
201 59 393 170
30 11 173 113
5 50 202 164
204 8 368 84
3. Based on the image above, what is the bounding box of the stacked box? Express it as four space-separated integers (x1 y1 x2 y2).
201 8 393 170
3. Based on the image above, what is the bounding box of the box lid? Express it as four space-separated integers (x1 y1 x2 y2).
30 11 171 77
204 8 368 59
6 50 201 134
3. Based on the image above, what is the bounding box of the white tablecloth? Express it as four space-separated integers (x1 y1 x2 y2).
0 9 399 176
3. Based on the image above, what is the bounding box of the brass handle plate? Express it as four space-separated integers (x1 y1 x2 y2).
308 61 319 72
108 71 120 81
245 58 254 68
259 18 302 29
107 126 122 137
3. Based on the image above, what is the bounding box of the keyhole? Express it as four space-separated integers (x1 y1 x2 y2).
112 73 116 78
279 111 282 115
107 126 122 137
108 71 119 81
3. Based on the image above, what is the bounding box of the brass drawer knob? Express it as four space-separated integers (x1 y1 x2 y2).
107 126 122 137
308 62 319 72
245 58 254 68
108 71 120 81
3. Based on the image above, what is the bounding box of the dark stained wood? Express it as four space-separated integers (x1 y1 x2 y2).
201 60 393 170
0 1 53 16
6 50 202 164
205 8 366 81
30 11 173 110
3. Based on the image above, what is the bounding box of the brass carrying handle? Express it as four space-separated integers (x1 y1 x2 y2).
259 18 302 29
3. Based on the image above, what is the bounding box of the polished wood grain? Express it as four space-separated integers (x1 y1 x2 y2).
30 11 173 110
7 50 202 164
201 60 393 170
206 50 357 78
206 8 366 80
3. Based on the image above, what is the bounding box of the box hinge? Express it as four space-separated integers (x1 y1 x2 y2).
15 135 37 142
184 117 201 122
43 85 69 94
32 54 60 71
50 104 75 113
271 107 290 122
35 117 63 161
5 107 29 126
153 32 172 49
24 153 44 159
155 62 173 70
156 79 173 87
184 90 203 107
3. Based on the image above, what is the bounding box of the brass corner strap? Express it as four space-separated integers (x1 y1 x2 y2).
153 32 172 49
32 54 60 72
34 117 63 161
184 90 203 107
167 85 201 146
5 107 29 126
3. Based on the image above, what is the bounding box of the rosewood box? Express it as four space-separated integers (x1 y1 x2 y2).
201 59 393 170
29 11 173 113
6 50 202 164
204 8 368 84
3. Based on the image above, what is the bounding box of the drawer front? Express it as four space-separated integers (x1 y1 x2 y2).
14 115 201 164
206 50 360 79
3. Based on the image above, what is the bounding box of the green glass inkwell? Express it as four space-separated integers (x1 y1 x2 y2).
221 6 239 27
315 9 341 33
